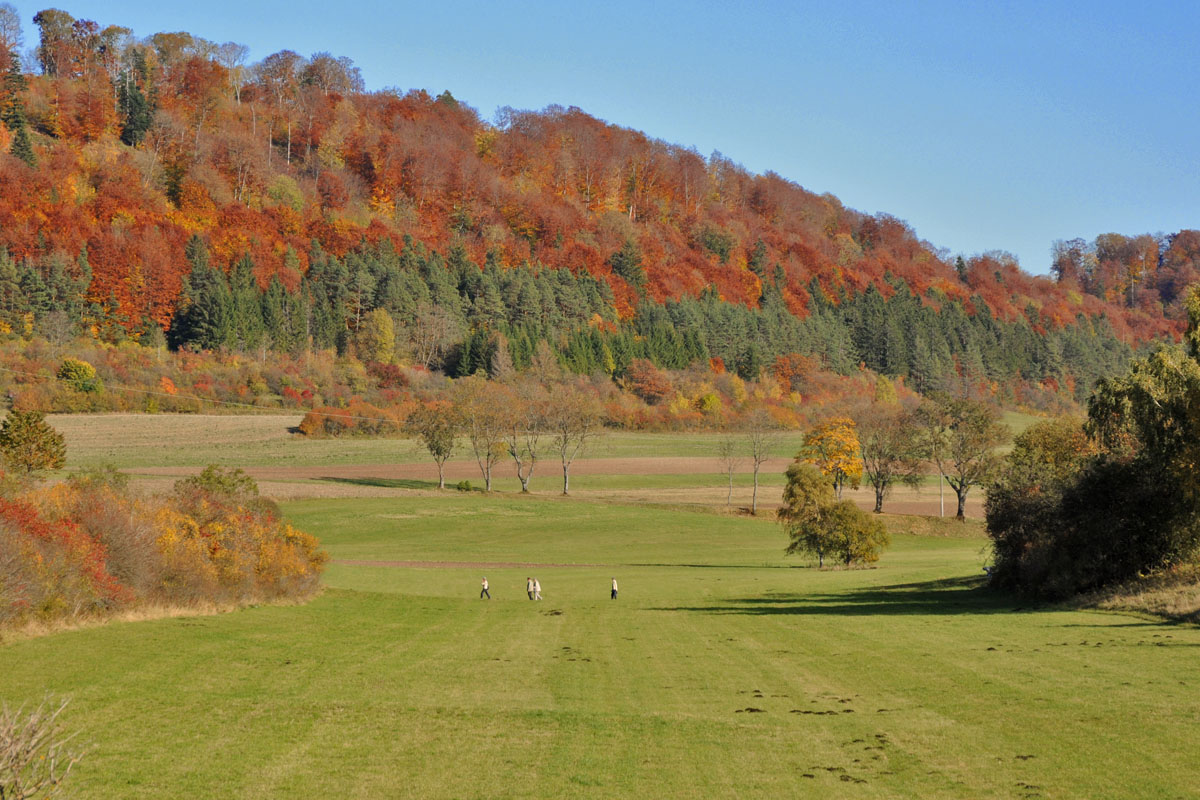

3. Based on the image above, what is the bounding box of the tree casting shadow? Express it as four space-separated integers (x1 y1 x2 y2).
319 476 441 491
652 576 1021 617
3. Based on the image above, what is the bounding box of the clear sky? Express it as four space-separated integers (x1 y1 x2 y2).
8 0 1198 273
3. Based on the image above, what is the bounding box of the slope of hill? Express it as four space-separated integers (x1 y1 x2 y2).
0 8 1190 402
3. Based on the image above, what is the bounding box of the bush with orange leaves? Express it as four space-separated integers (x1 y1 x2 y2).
0 465 326 628
297 400 404 438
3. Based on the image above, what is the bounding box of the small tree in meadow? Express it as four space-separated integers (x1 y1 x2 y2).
404 400 461 490
546 383 603 495
779 460 889 567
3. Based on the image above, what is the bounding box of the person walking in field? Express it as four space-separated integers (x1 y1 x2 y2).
480 576 490 599
526 577 534 600
533 578 542 601
611 577 618 600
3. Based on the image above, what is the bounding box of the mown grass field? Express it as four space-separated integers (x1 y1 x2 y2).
3 491 1198 799
48 409 1046 470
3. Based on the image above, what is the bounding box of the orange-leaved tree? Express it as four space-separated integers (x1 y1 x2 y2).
801 417 863 500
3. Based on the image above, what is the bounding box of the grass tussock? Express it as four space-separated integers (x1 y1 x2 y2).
879 513 987 539
1079 563 1200 624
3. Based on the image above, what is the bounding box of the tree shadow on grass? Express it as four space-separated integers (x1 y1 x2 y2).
652 575 1023 617
318 476 442 491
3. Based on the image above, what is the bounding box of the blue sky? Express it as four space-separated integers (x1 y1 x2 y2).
9 1 1198 273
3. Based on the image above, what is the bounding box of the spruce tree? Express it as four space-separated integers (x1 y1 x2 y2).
3 53 34 167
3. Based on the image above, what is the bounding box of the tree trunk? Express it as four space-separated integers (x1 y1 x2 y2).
956 486 968 520
874 485 884 513
484 464 492 492
437 462 445 490
726 472 733 507
751 464 760 514
562 465 570 495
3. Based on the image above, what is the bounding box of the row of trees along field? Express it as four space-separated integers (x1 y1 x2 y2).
0 6 1186 409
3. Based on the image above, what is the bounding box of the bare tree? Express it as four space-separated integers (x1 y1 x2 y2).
745 410 782 515
215 42 250 104
546 383 603 495
454 376 509 492
715 432 743 508
0 697 85 800
0 3 23 63
504 380 549 493
407 303 459 370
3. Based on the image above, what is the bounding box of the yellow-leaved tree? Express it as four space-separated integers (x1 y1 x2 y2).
801 417 864 499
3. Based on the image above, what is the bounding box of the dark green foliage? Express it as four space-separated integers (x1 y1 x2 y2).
989 293 1200 598
698 226 735 264
608 240 645 294
0 409 66 474
117 50 154 147
170 239 236 350
3 53 35 167
74 232 1128 400
988 454 1199 599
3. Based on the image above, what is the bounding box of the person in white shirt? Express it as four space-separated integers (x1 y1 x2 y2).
611 577 618 600
526 577 534 600
533 578 542 600
480 577 490 599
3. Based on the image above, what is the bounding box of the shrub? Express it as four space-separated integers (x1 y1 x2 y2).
0 410 65 475
455 480 472 492
56 358 102 393
0 467 326 627
0 697 85 799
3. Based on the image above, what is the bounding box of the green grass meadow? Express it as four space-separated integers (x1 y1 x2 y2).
3 492 1198 798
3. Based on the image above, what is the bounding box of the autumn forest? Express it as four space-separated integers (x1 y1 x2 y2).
0 6 1194 411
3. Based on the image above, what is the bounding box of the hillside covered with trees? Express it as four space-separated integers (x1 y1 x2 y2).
0 6 1191 405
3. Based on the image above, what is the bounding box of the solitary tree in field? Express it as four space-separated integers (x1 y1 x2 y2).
0 409 65 475
855 405 924 513
404 400 460 489
801 417 863 500
779 460 889 567
546 383 603 495
915 396 1009 520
